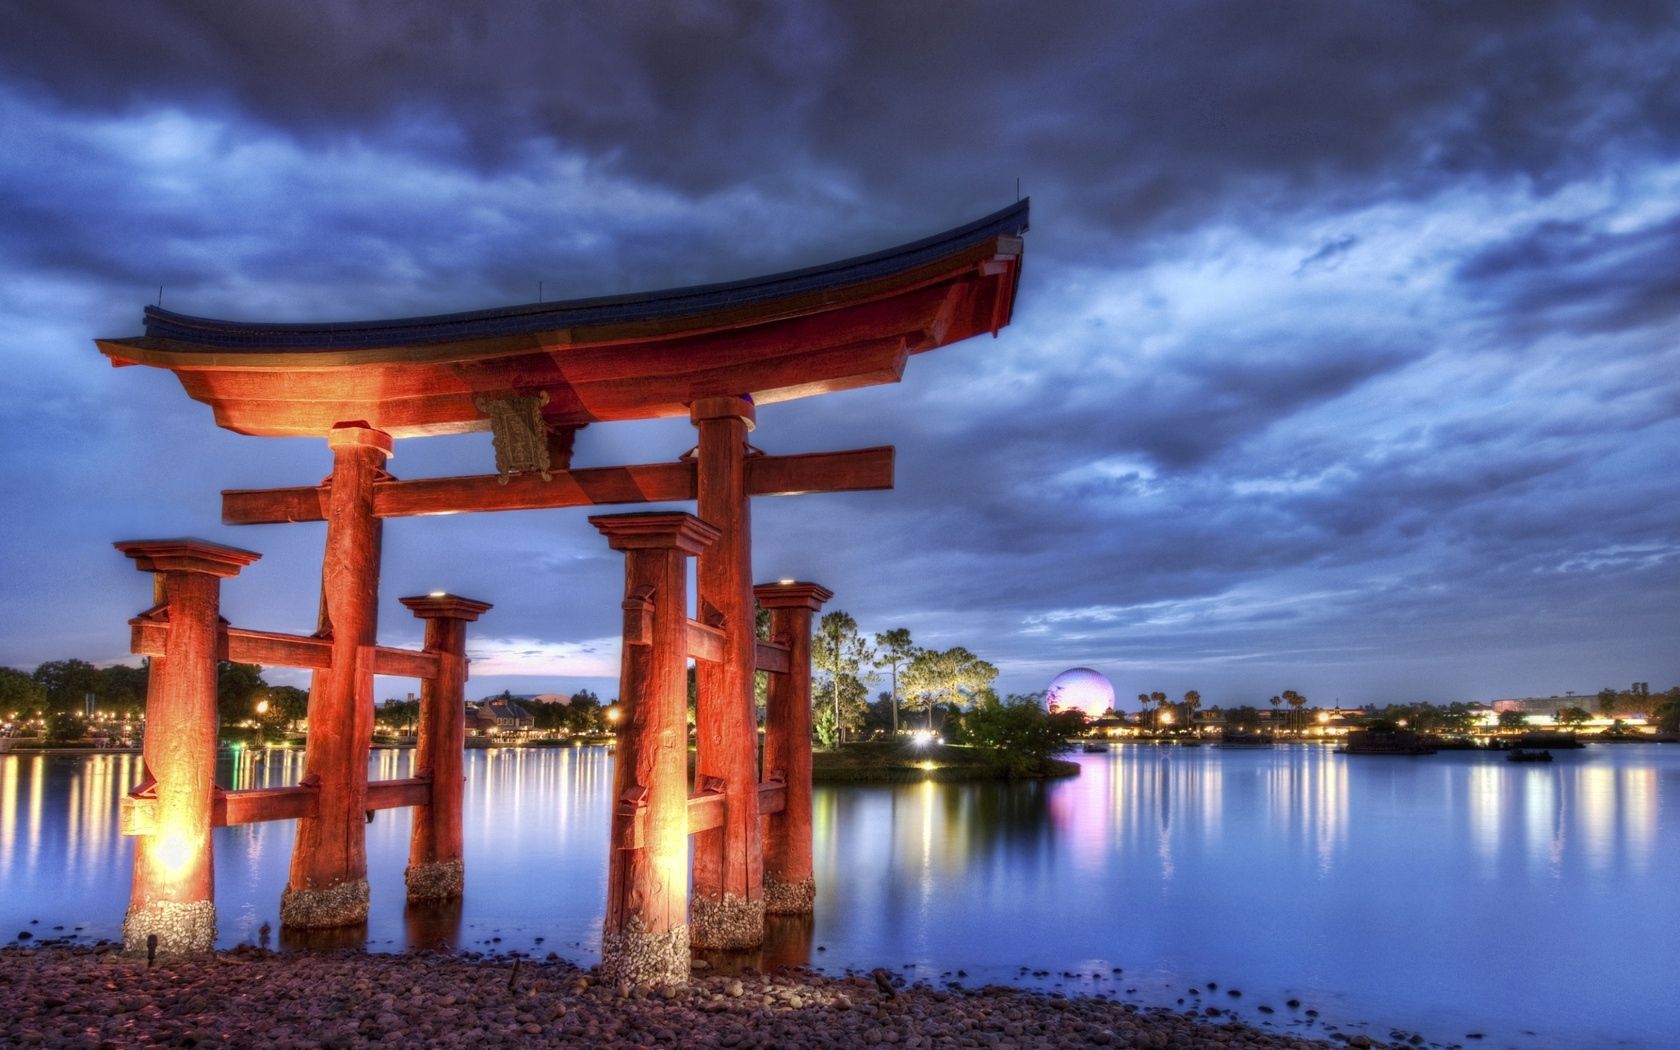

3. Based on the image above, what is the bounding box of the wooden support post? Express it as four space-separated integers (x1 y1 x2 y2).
689 395 765 949
753 581 831 915
592 512 719 987
399 592 491 902
115 538 260 956
283 423 391 928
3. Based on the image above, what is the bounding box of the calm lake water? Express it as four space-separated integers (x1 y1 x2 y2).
2 742 1676 1048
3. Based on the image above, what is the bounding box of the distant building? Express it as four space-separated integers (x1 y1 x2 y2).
466 697 535 738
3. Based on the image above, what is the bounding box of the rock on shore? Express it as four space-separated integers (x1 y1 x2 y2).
0 945 1341 1049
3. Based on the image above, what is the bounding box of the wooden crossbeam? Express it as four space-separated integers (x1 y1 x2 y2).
684 780 788 836
128 619 439 678
755 640 791 675
216 784 318 827
686 620 726 664
123 776 435 835
223 447 894 525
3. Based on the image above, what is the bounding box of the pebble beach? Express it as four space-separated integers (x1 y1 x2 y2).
0 945 1360 1049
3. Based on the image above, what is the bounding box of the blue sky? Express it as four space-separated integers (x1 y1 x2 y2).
1 2 1675 709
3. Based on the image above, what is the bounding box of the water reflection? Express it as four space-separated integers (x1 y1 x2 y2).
1 743 1676 1048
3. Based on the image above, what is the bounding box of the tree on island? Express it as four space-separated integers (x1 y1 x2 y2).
1497 708 1528 731
902 647 997 732
952 693 1083 777
1596 688 1619 719
812 611 875 747
873 627 915 737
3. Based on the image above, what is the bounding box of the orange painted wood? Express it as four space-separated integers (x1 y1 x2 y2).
226 628 332 669
746 446 894 497
686 780 786 835
754 581 832 912
592 512 719 943
686 620 726 664
757 780 787 817
286 428 387 913
366 777 433 811
130 620 437 680
221 447 894 525
115 539 259 944
369 645 440 680
690 397 763 945
401 592 489 895
755 641 791 675
216 785 319 826
685 784 726 835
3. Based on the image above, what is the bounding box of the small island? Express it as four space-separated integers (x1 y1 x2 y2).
813 739 1080 782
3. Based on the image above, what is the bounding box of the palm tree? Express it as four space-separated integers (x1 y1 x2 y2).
1183 690 1202 737
1283 689 1306 734
1150 691 1167 734
1136 693 1150 733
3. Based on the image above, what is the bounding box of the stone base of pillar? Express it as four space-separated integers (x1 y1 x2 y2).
279 878 370 928
600 917 690 987
123 899 216 956
763 877 815 916
404 859 464 903
689 892 765 950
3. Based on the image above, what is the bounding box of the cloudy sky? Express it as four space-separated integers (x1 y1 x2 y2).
2 2 1676 709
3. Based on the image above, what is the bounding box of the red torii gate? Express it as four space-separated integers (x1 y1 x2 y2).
98 201 1028 983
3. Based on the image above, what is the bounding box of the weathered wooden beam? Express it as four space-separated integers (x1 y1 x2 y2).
755 641 791 675
131 621 437 679
687 620 726 664
216 785 319 827
370 645 440 680
686 786 725 836
746 446 894 497
226 628 332 669
366 776 432 812
222 447 895 525
686 780 787 835
758 780 787 817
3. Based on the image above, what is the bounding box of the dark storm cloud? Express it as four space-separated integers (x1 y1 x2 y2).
1457 213 1680 337
4 2 1679 245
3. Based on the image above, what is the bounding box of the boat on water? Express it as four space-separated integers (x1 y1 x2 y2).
1338 729 1437 756
1081 741 1108 753
1507 748 1554 763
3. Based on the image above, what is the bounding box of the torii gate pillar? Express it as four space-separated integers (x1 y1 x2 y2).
116 538 260 956
399 592 492 902
755 581 832 914
592 511 720 986
689 396 765 948
283 423 391 928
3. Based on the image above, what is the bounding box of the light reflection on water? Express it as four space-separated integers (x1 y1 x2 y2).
1 743 1676 1047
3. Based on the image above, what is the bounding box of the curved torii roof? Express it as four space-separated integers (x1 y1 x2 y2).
98 200 1029 438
